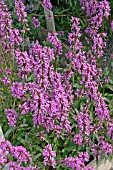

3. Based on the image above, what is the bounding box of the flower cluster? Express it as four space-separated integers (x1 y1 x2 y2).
0 140 11 168
66 2 111 158
11 82 26 100
61 152 94 170
15 0 28 23
0 140 35 169
73 134 83 145
43 144 56 168
19 99 31 115
9 162 40 170
47 32 62 57
1 77 11 86
68 17 82 50
8 29 23 45
8 37 72 138
1 0 113 169
91 136 112 158
77 107 91 136
43 0 52 10
0 1 12 39
11 146 32 163
15 49 32 79
107 120 113 140
32 17 40 28
83 0 110 37
5 109 18 127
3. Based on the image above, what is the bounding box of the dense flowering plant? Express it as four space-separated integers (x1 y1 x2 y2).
0 0 113 169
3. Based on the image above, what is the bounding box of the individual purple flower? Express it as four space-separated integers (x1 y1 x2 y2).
85 0 98 16
21 27 30 33
58 31 64 36
92 33 106 58
86 167 95 170
32 17 40 28
104 76 110 83
73 134 83 145
75 88 85 98
19 99 31 114
1 77 11 85
5 67 12 75
43 144 56 168
5 109 18 127
79 152 89 162
36 130 47 141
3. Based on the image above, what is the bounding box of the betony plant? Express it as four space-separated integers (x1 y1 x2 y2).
0 0 113 169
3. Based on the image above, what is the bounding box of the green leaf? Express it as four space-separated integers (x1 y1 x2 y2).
43 137 49 143
73 83 80 88
27 74 34 82
80 19 85 28
19 124 29 128
105 84 113 91
5 127 16 137
62 146 76 154
17 136 26 145
33 145 43 152
109 108 113 113
33 153 42 161
103 97 112 104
